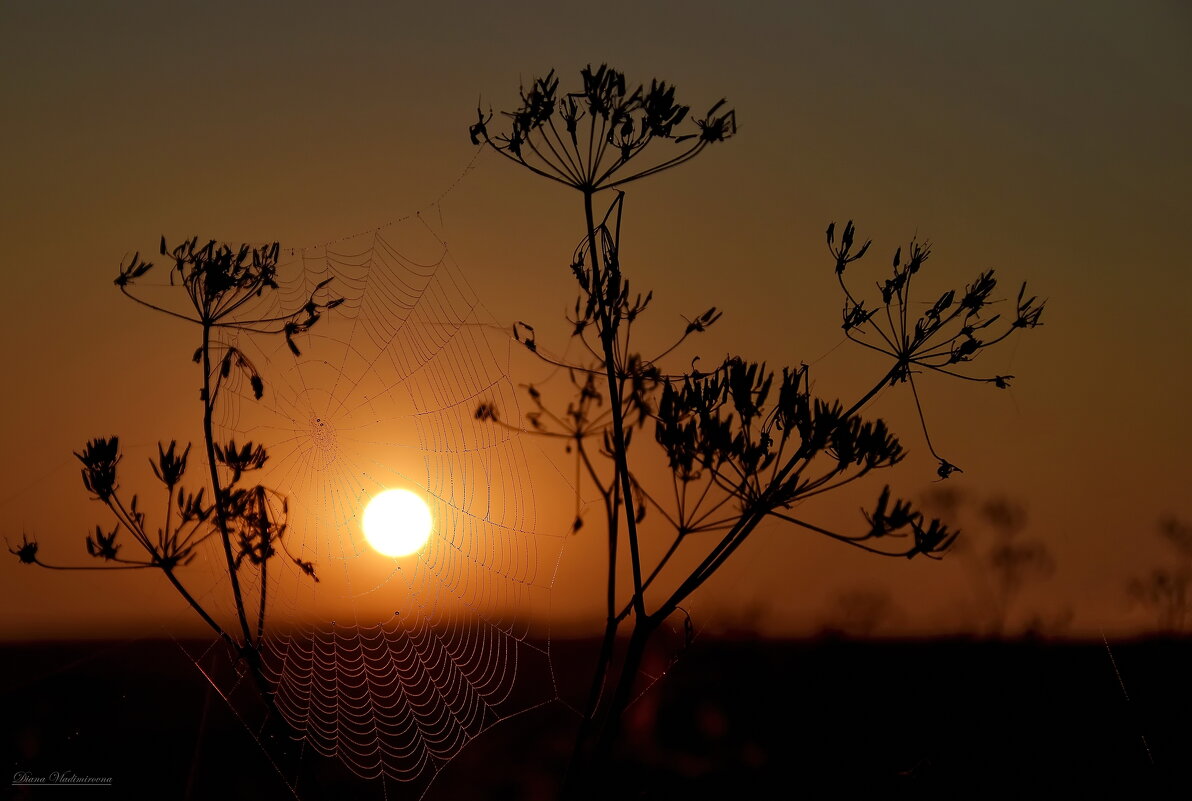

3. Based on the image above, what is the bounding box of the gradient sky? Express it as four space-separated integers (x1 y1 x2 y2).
2 1 1190 640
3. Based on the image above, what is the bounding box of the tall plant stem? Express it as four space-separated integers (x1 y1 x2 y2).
563 615 620 797
201 322 256 650
564 442 622 795
257 536 268 642
584 189 647 620
594 614 659 761
561 190 652 797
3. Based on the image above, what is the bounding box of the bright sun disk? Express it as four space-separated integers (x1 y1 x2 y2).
363 489 433 557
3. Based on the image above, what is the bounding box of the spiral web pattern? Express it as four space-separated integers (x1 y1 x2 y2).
191 203 563 793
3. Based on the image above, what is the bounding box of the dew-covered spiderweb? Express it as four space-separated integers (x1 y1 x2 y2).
175 177 565 796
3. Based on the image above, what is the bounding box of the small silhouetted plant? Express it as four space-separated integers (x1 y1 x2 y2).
470 64 1045 793
9 237 340 693
1127 516 1192 634
922 488 1057 635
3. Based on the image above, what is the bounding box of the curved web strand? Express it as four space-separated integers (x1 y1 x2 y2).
196 207 563 793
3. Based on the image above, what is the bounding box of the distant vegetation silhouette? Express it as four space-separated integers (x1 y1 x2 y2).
921 487 1068 636
1128 516 1192 634
820 581 901 638
819 585 900 638
469 63 1045 796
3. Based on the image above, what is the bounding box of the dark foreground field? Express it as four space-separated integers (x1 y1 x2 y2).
5 636 1190 799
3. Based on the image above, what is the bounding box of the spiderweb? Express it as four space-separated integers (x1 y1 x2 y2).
179 183 565 796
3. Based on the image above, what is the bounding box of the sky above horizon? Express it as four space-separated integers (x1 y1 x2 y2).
2 1 1190 640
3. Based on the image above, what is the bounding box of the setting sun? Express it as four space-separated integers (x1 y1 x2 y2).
362 489 433 557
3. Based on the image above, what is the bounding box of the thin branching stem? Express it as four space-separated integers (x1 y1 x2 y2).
201 322 255 649
585 189 648 619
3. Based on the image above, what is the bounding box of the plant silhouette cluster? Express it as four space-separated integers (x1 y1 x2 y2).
11 236 340 680
6 63 1049 797
1128 516 1192 633
470 64 1044 794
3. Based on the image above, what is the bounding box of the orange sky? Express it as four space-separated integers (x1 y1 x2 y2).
2 1 1190 640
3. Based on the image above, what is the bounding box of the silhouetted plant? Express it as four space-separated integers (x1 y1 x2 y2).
9 237 340 690
922 488 1058 635
470 64 1044 793
1127 516 1192 634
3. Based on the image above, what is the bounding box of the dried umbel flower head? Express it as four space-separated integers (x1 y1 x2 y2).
215 440 268 484
85 524 121 561
117 238 280 303
830 220 1045 478
7 533 38 564
76 436 121 500
150 441 190 488
472 64 735 192
115 237 342 368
